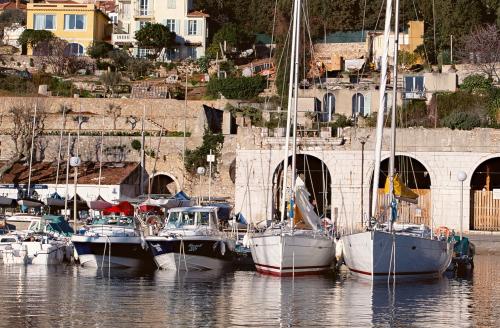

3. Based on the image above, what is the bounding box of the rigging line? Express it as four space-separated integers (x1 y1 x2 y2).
356 0 369 83
302 0 322 89
149 110 168 196
264 0 279 106
410 0 429 64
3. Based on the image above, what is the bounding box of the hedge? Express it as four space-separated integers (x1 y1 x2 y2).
206 75 266 99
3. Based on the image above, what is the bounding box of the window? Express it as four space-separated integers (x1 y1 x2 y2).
167 0 176 9
33 14 55 30
352 93 365 116
165 19 176 33
404 76 424 92
139 0 150 15
323 92 335 121
187 47 197 59
165 48 178 61
64 14 86 30
65 43 85 56
187 20 197 35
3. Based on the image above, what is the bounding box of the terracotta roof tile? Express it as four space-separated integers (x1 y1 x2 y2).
0 161 140 186
0 1 27 10
187 10 209 18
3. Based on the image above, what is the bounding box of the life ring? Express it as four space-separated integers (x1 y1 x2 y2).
435 226 450 239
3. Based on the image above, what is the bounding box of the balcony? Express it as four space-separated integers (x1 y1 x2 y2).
112 33 135 44
403 90 426 100
134 8 154 19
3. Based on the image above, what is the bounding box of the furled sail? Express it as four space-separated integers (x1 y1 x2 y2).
384 174 419 204
294 177 322 231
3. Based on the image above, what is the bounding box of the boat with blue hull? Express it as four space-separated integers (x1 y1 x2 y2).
146 206 235 271
72 216 153 269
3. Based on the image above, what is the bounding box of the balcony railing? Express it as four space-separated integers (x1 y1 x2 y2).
403 90 426 100
112 33 135 44
134 8 154 18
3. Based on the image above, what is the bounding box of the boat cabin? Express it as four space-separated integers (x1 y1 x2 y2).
90 216 136 228
165 206 219 230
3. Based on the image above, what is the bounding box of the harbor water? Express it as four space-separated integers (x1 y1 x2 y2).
0 254 498 327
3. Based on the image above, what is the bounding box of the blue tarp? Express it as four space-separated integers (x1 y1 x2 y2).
175 191 191 200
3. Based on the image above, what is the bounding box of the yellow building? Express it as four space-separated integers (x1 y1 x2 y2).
26 1 111 55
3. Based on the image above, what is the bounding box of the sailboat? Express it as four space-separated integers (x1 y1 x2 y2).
341 0 453 280
247 0 336 277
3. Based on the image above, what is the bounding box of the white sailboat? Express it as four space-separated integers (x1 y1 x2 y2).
341 0 453 280
248 0 335 277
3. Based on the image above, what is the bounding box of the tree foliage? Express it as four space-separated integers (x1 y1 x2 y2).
206 75 266 99
206 23 254 58
184 129 224 174
134 23 176 59
87 41 113 59
442 111 482 130
18 29 55 50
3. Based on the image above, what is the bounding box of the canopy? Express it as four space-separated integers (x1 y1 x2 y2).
294 177 322 231
0 196 16 208
42 215 74 236
102 201 134 216
46 192 66 208
384 174 419 204
88 195 113 211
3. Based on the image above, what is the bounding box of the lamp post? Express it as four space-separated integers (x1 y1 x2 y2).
196 166 206 205
457 171 467 240
359 136 368 227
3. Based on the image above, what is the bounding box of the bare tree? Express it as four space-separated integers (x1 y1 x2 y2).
106 103 122 130
39 38 87 75
460 24 500 82
0 101 46 178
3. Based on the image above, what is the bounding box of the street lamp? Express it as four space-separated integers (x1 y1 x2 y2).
197 166 206 205
457 171 467 240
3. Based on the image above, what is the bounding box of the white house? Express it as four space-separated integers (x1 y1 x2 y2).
113 0 209 60
2 24 25 50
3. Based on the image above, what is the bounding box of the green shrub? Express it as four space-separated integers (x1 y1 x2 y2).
131 139 141 151
184 129 224 174
87 41 113 59
442 112 481 130
461 74 493 95
206 75 266 99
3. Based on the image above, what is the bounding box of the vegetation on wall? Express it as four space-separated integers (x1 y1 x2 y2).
184 129 224 174
206 75 266 99
134 23 176 60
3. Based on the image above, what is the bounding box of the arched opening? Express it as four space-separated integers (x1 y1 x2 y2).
272 154 331 221
322 92 335 121
65 43 85 56
470 157 500 231
370 155 431 225
149 174 177 195
352 93 364 116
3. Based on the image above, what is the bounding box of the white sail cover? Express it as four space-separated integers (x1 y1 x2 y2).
294 177 322 231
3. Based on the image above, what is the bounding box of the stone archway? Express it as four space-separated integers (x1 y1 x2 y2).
469 157 500 231
370 155 432 225
149 173 180 195
272 154 331 221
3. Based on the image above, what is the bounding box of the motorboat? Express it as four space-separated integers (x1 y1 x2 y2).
146 206 236 271
71 215 153 269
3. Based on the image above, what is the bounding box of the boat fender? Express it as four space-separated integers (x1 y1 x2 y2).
213 240 226 256
242 233 251 248
335 238 344 263
435 226 451 239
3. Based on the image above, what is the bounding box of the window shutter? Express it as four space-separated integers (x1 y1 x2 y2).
197 20 202 36
364 93 371 115
175 19 180 34
184 20 188 35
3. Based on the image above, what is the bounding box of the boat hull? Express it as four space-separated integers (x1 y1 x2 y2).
72 236 152 269
249 232 336 277
146 237 233 271
2 242 69 265
342 230 453 280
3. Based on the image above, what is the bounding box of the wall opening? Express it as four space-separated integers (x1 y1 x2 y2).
470 157 500 231
149 174 177 195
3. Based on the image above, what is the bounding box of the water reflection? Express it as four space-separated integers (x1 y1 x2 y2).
0 255 498 327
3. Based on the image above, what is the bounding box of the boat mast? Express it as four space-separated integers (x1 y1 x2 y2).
27 102 37 198
388 0 400 231
97 113 105 196
279 0 300 223
140 105 146 195
54 106 67 193
290 0 302 211
370 0 394 220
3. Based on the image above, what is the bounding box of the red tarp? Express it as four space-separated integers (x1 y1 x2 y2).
102 201 134 216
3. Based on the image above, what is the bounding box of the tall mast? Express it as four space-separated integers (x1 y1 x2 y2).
370 0 394 219
97 113 105 196
54 106 67 192
27 102 37 198
279 0 300 223
388 0 400 231
290 0 302 196
140 105 146 195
